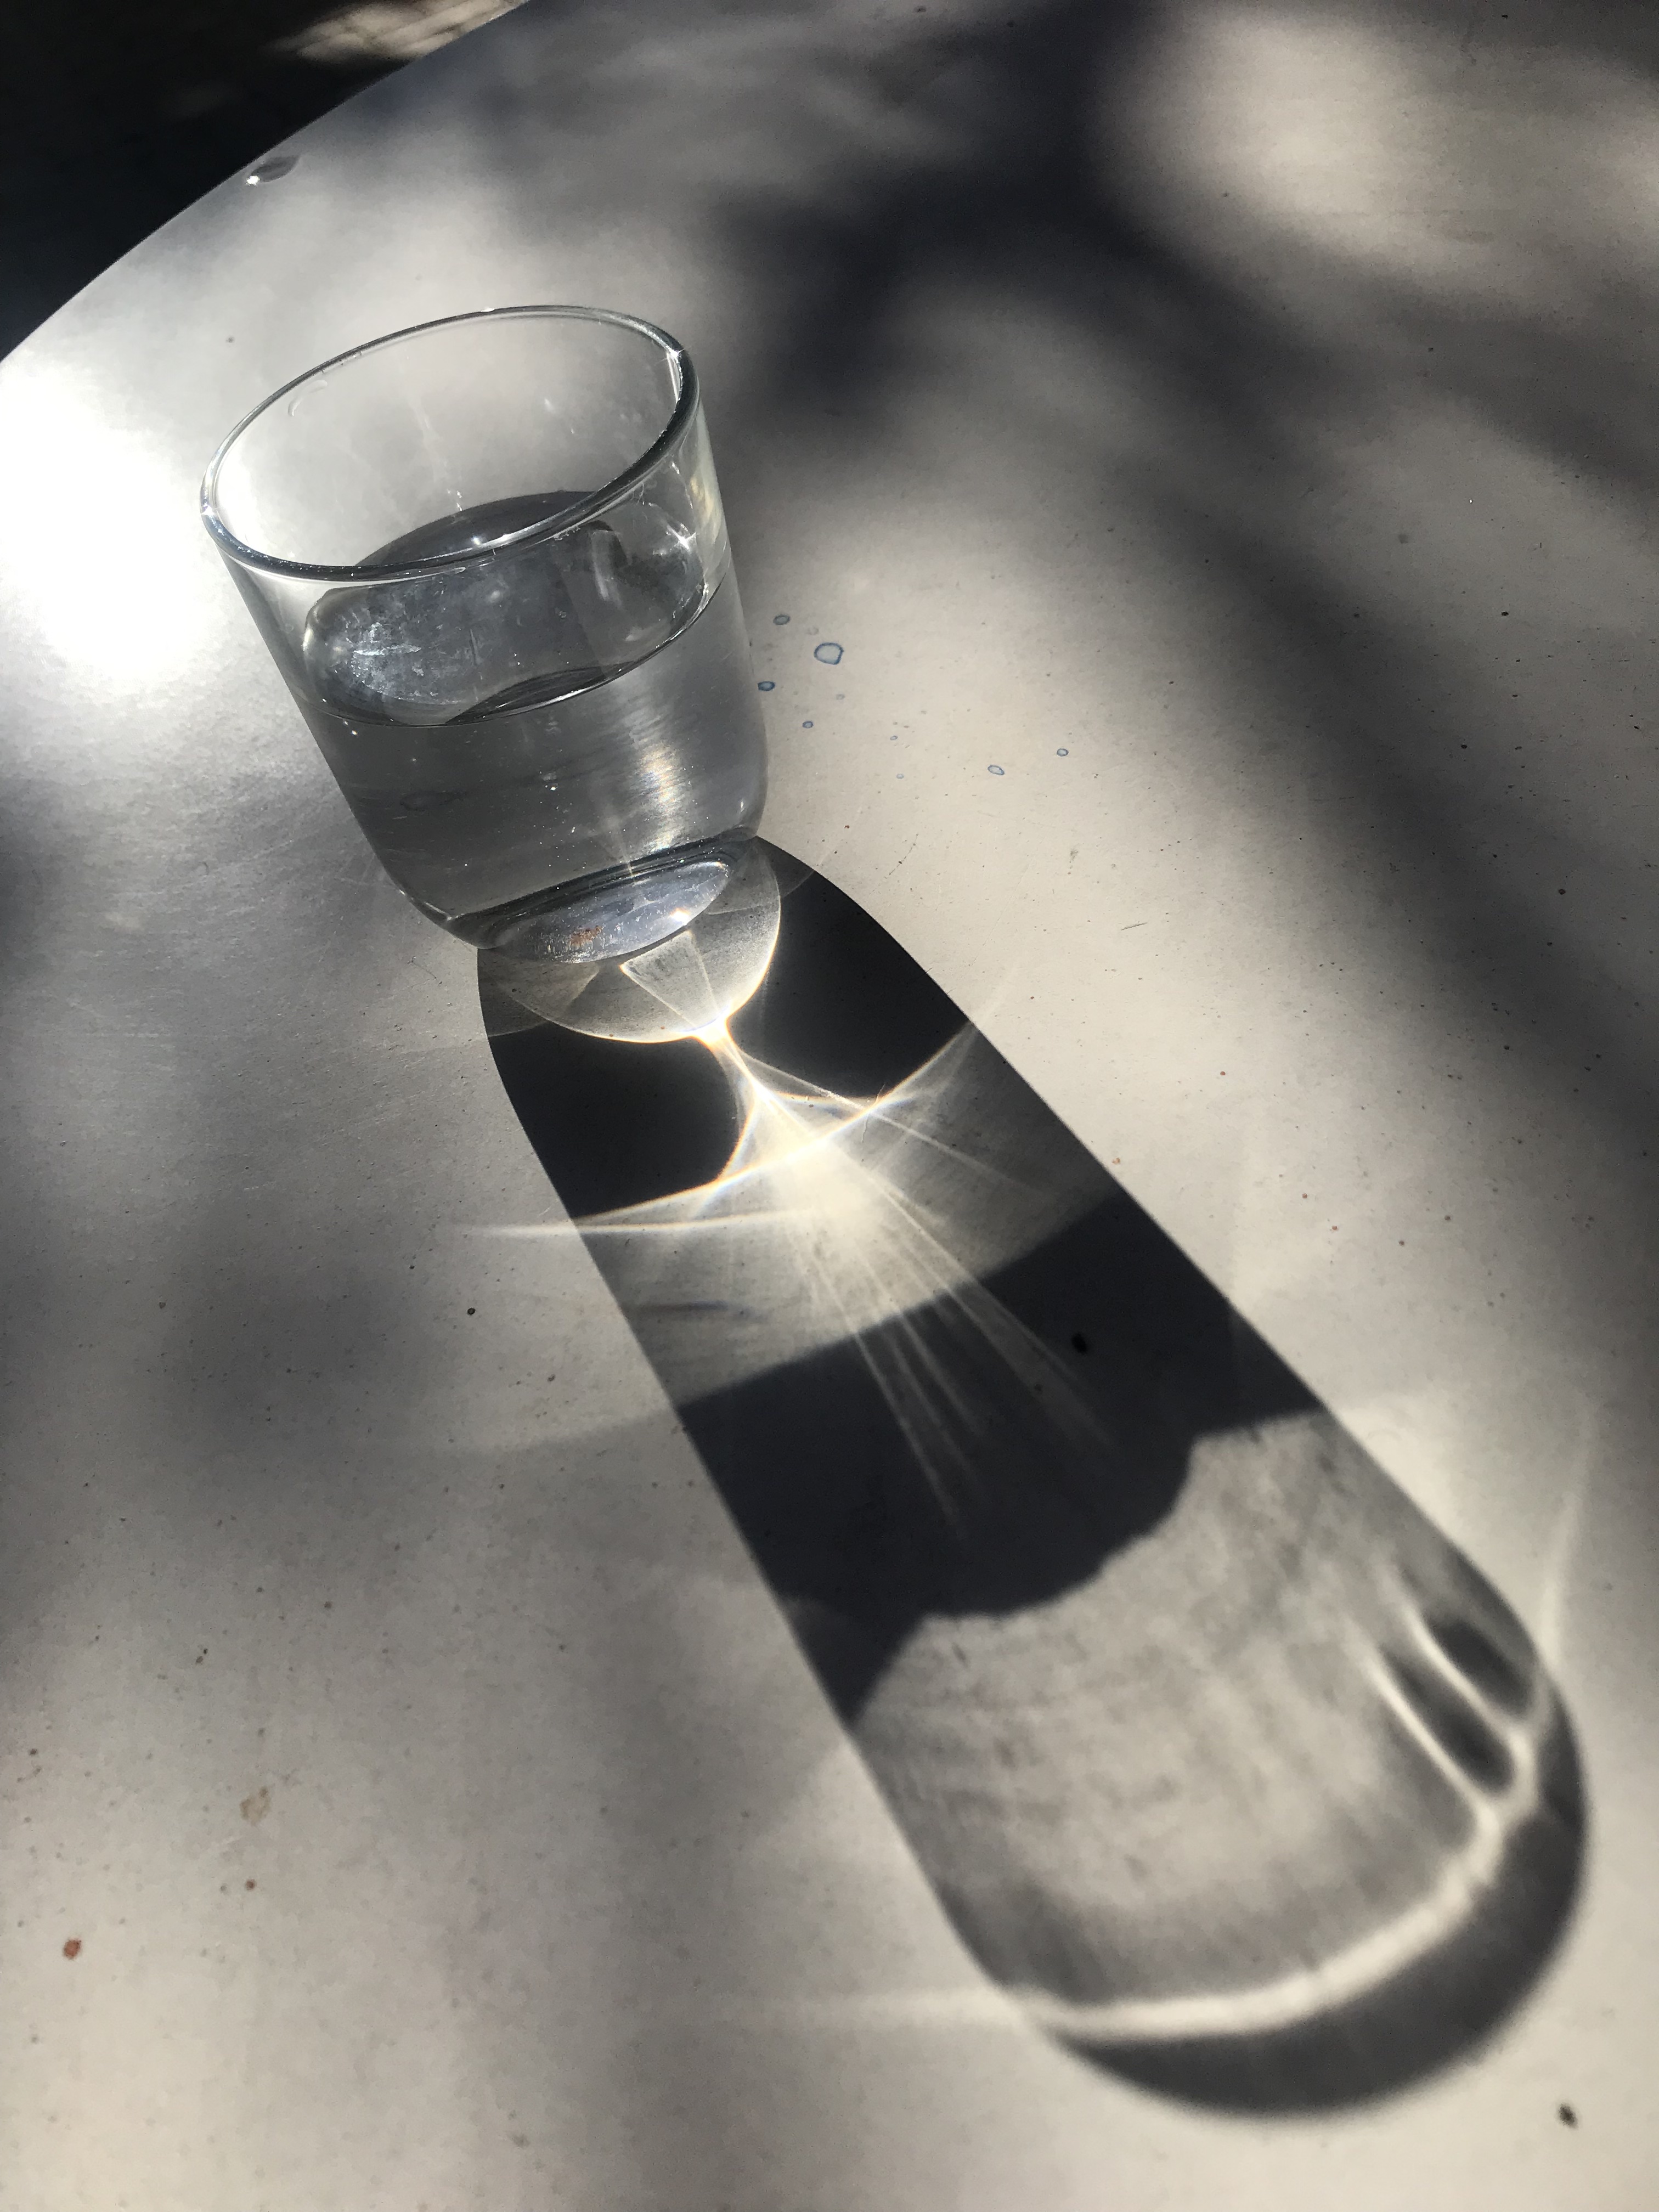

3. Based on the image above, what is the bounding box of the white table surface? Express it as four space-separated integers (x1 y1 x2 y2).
1 0 1654 2203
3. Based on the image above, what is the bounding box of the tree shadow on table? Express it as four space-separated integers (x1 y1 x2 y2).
482 839 1583 2113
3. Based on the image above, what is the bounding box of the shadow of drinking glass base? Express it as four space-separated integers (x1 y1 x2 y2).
479 839 1583 2113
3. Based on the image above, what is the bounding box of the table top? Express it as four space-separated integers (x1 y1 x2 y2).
1 0 1654 2203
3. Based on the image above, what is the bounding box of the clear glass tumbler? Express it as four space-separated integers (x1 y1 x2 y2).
202 306 767 963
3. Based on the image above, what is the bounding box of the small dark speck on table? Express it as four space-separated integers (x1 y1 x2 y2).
62 1938 81 1959
1559 2103 1578 2128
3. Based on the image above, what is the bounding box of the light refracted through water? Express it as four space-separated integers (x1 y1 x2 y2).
481 848 1584 2112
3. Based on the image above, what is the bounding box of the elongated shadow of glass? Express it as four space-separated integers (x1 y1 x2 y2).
479 839 1583 2112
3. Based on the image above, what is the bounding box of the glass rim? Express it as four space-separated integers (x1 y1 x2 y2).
199 303 699 585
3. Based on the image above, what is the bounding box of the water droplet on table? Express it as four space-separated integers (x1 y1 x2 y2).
988 763 1005 776
773 613 791 625
245 154 298 184
757 680 775 691
814 641 843 665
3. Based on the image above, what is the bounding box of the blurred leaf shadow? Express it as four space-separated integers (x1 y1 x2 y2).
310 0 1659 1382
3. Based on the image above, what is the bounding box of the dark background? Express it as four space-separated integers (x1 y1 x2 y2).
0 0 454 357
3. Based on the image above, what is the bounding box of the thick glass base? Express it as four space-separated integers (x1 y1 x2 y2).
432 833 753 964
479 838 784 1048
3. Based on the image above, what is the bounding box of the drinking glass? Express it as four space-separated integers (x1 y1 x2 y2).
201 306 767 963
